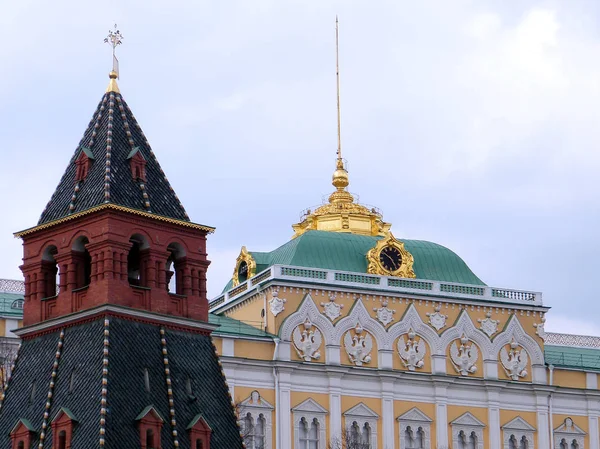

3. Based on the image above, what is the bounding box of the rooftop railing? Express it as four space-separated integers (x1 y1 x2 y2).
210 265 543 311
545 332 600 349
0 279 25 294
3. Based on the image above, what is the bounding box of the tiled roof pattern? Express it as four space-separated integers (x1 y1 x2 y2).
38 91 189 224
0 317 243 448
231 230 485 291
545 345 600 371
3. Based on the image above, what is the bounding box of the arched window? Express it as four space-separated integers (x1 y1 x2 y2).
509 435 518 449
415 427 424 449
166 242 185 294
17 442 24 449
255 414 266 449
128 234 150 287
405 425 423 449
72 236 91 289
58 430 67 449
41 245 58 298
350 421 361 445
195 440 203 449
146 429 155 449
560 439 568 449
457 430 467 449
571 439 579 449
362 422 371 446
468 431 477 449
243 412 254 448
520 435 528 449
299 417 320 449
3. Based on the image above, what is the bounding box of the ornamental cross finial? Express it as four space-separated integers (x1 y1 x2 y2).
104 24 123 76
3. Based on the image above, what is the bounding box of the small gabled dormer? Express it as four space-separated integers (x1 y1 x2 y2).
74 147 94 182
187 414 211 449
136 406 164 449
50 408 77 449
128 147 147 182
10 418 36 449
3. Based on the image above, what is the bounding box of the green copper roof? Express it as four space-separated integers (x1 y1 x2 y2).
545 345 600 371
0 292 24 318
208 313 275 339
223 230 485 292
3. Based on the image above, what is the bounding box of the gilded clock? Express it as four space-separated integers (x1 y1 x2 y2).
379 245 402 272
366 233 416 278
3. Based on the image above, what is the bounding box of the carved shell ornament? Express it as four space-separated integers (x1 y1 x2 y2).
344 323 373 366
478 311 500 337
450 334 478 376
292 319 322 362
373 299 396 326
321 294 344 322
398 328 426 371
426 304 447 331
269 290 286 317
500 339 528 380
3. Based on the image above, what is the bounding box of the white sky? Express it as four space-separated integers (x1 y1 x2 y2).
1 0 599 335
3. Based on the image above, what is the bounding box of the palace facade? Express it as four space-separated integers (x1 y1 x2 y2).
208 153 600 449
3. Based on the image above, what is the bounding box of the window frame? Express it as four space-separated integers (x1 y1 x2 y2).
292 398 328 449
397 407 433 449
450 412 485 449
343 402 379 449
238 391 274 449
501 416 535 449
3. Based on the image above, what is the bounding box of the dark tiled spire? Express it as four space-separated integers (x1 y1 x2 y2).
38 78 189 225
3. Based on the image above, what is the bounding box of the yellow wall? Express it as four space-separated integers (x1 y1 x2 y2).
225 293 266 331
212 336 222 356
553 369 587 389
394 400 436 449
234 340 274 360
0 320 5 337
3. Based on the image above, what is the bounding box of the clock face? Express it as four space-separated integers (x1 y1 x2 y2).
238 261 249 283
379 246 402 273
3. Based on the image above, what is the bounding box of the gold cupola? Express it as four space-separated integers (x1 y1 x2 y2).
292 17 391 238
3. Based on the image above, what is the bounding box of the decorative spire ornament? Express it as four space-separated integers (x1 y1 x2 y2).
104 24 124 93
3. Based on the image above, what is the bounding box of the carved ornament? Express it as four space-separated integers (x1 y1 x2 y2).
478 312 500 337
398 328 426 371
292 319 322 362
269 291 286 317
344 323 373 366
450 334 478 376
426 304 447 331
533 315 546 341
500 339 528 380
373 300 396 326
321 294 344 322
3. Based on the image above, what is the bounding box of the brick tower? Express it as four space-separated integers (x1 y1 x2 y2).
0 69 243 448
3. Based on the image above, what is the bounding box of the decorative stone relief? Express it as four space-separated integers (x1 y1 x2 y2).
554 417 586 449
398 329 426 371
292 319 322 362
426 304 447 331
478 311 500 337
373 299 396 326
321 294 344 322
344 323 373 366
450 334 478 376
500 339 528 380
533 315 546 341
269 291 286 317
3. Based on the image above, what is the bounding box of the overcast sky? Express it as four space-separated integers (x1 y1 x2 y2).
1 0 599 335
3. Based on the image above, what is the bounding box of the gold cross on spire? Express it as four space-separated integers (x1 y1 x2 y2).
104 24 123 93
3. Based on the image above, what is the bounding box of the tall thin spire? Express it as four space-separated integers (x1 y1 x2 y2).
104 24 123 93
336 15 343 169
